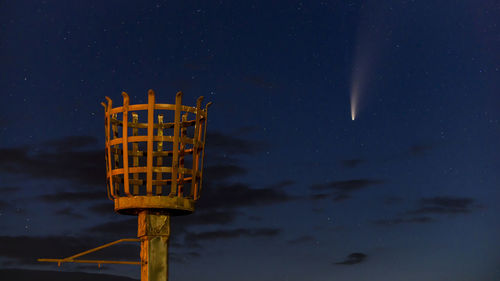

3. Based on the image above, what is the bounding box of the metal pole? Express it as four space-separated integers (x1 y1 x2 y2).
138 210 170 281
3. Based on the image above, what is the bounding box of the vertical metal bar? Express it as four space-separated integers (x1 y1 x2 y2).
197 102 212 200
156 114 164 195
103 100 114 199
178 114 187 197
147 90 155 196
122 92 131 196
111 113 120 196
193 122 203 200
170 92 182 196
132 112 139 195
190 97 203 197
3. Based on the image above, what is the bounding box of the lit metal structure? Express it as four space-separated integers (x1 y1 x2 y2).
39 90 212 281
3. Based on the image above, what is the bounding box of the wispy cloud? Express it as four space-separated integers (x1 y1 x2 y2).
39 191 103 202
0 235 138 265
407 196 476 215
185 227 281 242
204 164 247 181
54 207 86 219
0 136 104 186
0 269 138 281
374 196 477 227
0 186 20 194
198 182 294 210
42 136 98 151
311 179 385 202
206 131 267 156
373 216 435 226
287 235 315 245
86 218 137 237
334 252 367 265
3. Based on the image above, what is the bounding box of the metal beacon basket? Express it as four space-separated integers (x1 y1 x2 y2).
39 90 212 281
103 90 211 215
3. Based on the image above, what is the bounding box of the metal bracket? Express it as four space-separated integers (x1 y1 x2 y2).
38 238 141 267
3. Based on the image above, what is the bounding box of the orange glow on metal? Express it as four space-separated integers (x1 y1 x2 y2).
102 89 210 215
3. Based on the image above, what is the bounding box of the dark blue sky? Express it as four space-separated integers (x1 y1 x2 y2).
1 1 499 281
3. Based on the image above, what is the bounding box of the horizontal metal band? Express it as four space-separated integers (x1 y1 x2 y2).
110 148 194 157
110 118 203 129
110 104 148 114
109 167 195 176
109 104 205 116
110 177 194 186
108 136 198 146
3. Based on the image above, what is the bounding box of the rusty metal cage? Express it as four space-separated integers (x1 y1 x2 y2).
101 90 211 216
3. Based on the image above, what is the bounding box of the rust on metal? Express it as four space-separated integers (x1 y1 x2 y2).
147 90 155 195
38 238 141 266
170 91 183 197
122 92 131 196
178 113 187 197
156 114 164 195
101 90 209 213
132 112 139 195
105 97 114 198
39 89 211 281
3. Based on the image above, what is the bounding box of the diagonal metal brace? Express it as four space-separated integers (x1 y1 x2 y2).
38 238 141 267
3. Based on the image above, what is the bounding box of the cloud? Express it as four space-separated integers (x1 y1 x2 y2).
373 216 435 226
334 252 367 265
340 158 365 168
170 251 201 264
184 227 281 242
198 182 294 210
407 196 476 215
86 218 137 237
0 200 13 211
89 202 115 215
310 179 385 202
375 196 476 227
0 139 104 186
206 131 266 156
287 235 315 244
264 180 294 190
332 193 351 202
0 235 138 265
310 193 329 200
39 191 104 202
204 164 247 181
42 136 98 151
176 210 238 226
312 179 385 191
54 207 86 219
0 186 20 194
0 269 138 281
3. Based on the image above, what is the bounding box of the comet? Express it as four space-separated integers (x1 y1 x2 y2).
350 63 364 121
349 0 384 121
349 37 369 122
350 82 359 121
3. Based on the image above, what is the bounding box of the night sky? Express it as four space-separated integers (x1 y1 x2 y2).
1 1 500 281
